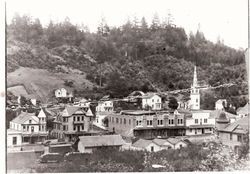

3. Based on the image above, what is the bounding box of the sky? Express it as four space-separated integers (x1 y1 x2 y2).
6 0 248 49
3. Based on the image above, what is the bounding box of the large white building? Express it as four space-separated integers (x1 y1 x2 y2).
141 93 162 110
9 110 48 144
189 66 200 110
96 100 114 112
186 110 215 136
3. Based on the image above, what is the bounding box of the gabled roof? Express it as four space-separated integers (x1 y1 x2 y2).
141 93 160 99
210 110 236 120
78 135 125 147
221 116 250 133
86 108 94 117
100 95 110 101
129 91 145 97
166 137 182 145
11 112 38 124
132 139 153 148
62 106 84 116
152 138 168 146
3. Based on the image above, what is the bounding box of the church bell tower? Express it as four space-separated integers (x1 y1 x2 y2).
190 66 200 110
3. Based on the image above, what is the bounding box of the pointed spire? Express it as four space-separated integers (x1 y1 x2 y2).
192 66 198 87
86 108 94 117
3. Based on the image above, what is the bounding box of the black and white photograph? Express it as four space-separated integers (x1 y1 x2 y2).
3 0 250 173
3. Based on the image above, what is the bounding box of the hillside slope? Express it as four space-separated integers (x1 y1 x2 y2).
7 67 94 102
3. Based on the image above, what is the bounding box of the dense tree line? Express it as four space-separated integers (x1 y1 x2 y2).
7 14 247 102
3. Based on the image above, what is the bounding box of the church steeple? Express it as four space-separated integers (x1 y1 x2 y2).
189 65 200 110
192 66 198 87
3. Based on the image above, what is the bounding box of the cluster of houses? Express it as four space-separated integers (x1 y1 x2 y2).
6 66 250 154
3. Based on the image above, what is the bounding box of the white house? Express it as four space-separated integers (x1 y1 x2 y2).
186 110 215 136
236 103 249 119
9 111 48 144
55 88 73 101
132 139 161 152
55 88 67 98
132 138 188 152
153 138 188 150
96 100 114 112
7 129 22 147
215 99 227 110
141 93 162 110
77 135 125 153
93 112 108 129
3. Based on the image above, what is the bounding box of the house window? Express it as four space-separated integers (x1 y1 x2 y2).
195 129 197 134
73 117 75 121
63 117 68 122
147 120 153 126
29 120 32 124
74 126 76 130
82 125 84 130
39 126 41 131
13 137 17 145
77 117 80 121
120 118 122 124
151 146 154 152
204 119 207 123
230 133 232 140
190 129 192 132
178 119 183 124
63 125 66 131
195 119 198 124
237 135 242 142
124 118 126 124
169 119 174 125
116 118 118 123
31 126 34 133
23 125 26 130
82 116 84 121
136 120 142 126
158 119 163 125
196 99 198 102
27 126 29 131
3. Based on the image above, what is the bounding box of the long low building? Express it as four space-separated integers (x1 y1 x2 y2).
77 134 125 153
108 110 186 139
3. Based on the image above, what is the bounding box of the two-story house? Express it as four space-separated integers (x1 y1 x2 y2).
55 88 74 102
141 93 162 110
96 100 114 112
217 115 250 153
61 106 94 142
8 111 48 145
185 110 215 136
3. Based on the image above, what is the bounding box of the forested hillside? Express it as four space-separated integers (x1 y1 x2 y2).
7 14 248 106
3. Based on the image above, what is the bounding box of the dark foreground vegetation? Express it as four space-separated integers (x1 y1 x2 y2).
8 143 249 173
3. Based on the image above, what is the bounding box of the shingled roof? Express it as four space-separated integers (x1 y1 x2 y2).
78 135 125 147
132 139 153 148
221 116 250 134
11 112 39 124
